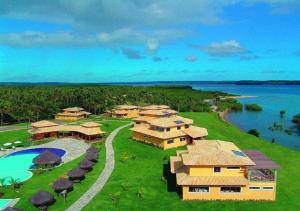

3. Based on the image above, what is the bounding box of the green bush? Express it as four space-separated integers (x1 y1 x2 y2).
248 129 260 137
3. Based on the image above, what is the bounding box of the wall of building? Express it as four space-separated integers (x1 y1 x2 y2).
132 131 189 150
182 183 276 201
189 166 247 177
55 115 84 121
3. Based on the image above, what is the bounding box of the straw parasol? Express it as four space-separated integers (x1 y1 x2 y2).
52 178 73 193
79 159 94 170
67 167 85 181
86 146 98 153
30 191 55 210
85 153 98 162
33 150 61 166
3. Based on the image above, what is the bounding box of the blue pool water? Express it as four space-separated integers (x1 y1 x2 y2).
0 148 66 185
0 199 12 210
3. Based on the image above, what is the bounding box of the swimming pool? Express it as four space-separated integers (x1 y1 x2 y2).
0 148 66 186
0 199 13 210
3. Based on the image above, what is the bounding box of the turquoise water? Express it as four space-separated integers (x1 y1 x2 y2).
0 199 12 210
0 153 37 185
192 84 300 151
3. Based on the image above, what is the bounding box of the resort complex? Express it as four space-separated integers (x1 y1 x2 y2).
0 102 285 210
55 107 91 121
131 115 208 150
29 120 105 141
170 140 280 201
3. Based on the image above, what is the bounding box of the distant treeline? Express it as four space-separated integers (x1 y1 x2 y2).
0 85 235 124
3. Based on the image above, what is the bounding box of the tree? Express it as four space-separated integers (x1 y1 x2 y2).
280 110 286 118
0 100 11 126
248 129 260 137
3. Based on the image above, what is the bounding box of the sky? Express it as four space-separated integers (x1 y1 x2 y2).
0 0 300 83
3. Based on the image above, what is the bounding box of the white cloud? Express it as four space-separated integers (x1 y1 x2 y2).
0 0 298 48
199 40 247 57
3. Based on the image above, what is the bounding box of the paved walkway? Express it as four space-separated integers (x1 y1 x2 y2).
66 123 132 211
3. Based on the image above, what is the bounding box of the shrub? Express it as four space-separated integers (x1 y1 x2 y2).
248 129 260 137
121 183 129 191
292 113 300 124
120 152 129 163
110 192 121 204
137 188 145 199
245 104 263 112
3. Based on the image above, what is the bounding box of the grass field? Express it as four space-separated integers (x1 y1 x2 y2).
0 120 127 211
84 112 300 211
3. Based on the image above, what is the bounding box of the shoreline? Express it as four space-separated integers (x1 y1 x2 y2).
218 109 230 122
221 95 257 100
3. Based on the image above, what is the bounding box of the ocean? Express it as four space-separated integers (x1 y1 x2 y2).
191 84 300 151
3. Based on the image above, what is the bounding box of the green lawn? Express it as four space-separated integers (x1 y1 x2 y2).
84 112 300 211
0 120 128 211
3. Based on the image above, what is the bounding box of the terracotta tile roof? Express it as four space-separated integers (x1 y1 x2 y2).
115 105 139 110
181 140 255 166
63 107 84 112
141 105 170 110
133 116 155 122
139 109 178 116
32 120 59 128
182 126 208 138
130 125 186 139
81 122 101 128
29 122 104 136
148 116 193 128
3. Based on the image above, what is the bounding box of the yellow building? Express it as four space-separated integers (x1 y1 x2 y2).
29 120 105 142
131 116 208 150
55 107 91 121
133 109 178 125
111 105 140 118
170 140 280 201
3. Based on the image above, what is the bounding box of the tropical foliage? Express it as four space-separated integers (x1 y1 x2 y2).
0 85 234 124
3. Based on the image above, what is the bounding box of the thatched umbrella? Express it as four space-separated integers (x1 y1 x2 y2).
79 159 94 170
52 178 73 193
86 146 98 153
85 153 98 162
30 191 55 211
3 207 24 211
67 167 85 181
33 150 61 166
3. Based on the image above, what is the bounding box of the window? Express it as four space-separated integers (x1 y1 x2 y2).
166 128 170 132
249 186 261 190
185 124 189 128
180 137 186 142
177 126 181 130
262 186 274 190
220 187 241 193
214 167 221 173
227 166 240 170
167 139 174 144
189 186 209 193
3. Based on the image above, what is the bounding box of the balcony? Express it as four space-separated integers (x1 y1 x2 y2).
249 169 276 182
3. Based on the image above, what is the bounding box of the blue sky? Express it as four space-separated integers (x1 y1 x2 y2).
0 0 299 82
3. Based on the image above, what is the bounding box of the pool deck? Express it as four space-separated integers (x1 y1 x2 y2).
0 138 90 163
